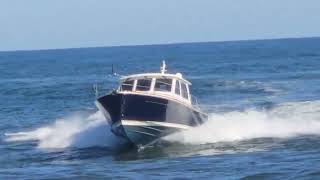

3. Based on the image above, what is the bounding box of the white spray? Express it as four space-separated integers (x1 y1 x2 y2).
165 101 320 144
4 101 320 149
4 111 126 149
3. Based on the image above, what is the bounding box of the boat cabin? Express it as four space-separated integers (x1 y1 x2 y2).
119 72 192 105
117 61 194 105
118 62 192 104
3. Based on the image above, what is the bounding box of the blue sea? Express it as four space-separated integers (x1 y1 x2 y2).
1 37 320 179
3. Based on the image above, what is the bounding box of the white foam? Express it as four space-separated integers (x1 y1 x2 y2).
165 100 320 144
5 100 320 149
4 111 125 149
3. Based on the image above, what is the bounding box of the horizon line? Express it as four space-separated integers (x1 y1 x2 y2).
1 36 319 53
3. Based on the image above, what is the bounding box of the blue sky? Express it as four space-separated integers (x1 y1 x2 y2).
1 0 319 51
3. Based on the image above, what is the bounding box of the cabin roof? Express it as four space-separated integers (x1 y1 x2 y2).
120 73 192 85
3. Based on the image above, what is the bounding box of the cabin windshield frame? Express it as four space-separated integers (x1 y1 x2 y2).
119 74 192 104
120 79 135 91
135 78 152 91
154 77 173 92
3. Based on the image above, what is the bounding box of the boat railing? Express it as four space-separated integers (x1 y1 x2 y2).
191 95 201 109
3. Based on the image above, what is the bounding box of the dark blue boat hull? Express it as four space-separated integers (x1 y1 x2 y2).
96 92 207 146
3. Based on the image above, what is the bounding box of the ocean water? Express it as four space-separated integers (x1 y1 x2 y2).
1 37 320 179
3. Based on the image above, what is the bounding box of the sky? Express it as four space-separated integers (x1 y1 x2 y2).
0 0 319 51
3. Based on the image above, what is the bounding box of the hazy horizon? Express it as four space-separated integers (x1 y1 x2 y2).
1 1 320 51
1 36 319 53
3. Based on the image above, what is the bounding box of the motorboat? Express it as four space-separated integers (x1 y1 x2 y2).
96 61 208 147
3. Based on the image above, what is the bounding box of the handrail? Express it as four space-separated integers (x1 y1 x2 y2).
191 95 201 109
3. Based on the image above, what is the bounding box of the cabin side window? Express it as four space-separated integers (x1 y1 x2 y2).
136 78 152 91
154 78 172 92
121 80 134 91
181 82 189 99
175 80 180 95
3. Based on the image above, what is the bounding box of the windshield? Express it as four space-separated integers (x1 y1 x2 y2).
136 78 152 91
181 82 189 99
121 80 134 91
154 78 172 92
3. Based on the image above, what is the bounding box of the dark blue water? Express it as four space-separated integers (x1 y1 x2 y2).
1 37 320 179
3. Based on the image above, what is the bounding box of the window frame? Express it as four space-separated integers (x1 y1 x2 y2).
174 79 181 96
135 78 152 91
180 82 189 100
120 79 134 91
154 78 173 92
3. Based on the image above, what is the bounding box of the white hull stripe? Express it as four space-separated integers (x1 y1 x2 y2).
140 126 164 132
121 120 191 130
128 130 157 137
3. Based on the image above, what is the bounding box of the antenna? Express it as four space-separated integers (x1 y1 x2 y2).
160 60 167 74
93 83 99 98
110 64 118 76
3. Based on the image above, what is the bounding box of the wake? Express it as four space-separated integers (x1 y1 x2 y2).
165 101 320 144
4 101 320 149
